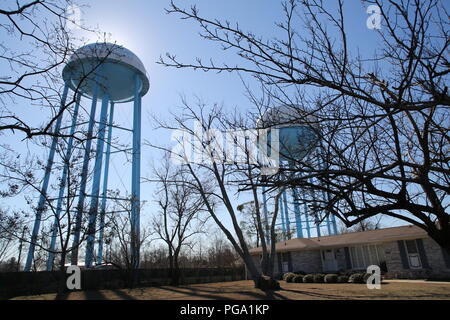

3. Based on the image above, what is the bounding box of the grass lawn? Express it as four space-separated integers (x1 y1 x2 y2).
10 280 450 300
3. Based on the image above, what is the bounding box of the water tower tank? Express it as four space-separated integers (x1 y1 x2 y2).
62 42 149 103
258 105 319 161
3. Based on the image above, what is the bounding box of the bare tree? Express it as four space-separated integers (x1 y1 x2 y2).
237 202 262 248
0 210 24 264
206 231 240 268
149 99 284 290
1 30 133 271
0 0 97 139
0 137 101 272
238 201 290 247
338 216 383 234
159 0 450 254
102 192 151 270
151 153 209 285
140 245 169 269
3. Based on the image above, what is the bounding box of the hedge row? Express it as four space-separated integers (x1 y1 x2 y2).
282 272 371 284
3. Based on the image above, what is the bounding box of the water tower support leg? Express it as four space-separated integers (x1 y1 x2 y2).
282 191 290 238
321 186 332 236
85 93 110 268
318 143 338 235
303 201 311 238
316 215 322 237
71 78 100 265
292 188 304 238
24 84 69 272
96 102 114 266
332 214 338 235
326 214 332 236
279 195 286 240
131 75 142 269
46 93 81 271
261 186 270 245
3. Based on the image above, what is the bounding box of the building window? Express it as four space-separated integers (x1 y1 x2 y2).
404 240 422 269
322 249 336 260
281 252 290 272
349 244 385 270
322 249 338 271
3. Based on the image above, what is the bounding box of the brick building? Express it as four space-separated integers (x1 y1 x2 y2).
249 225 450 279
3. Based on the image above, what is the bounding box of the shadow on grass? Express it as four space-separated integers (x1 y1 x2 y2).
55 289 109 300
280 286 450 300
55 291 71 300
54 281 448 301
83 290 108 300
157 285 282 300
111 289 137 300
157 286 234 300
280 288 356 300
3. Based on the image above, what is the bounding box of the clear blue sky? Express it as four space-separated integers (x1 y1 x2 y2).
1 0 408 254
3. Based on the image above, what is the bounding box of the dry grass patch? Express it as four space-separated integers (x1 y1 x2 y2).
10 280 450 300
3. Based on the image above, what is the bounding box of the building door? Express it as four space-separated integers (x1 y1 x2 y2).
322 249 338 272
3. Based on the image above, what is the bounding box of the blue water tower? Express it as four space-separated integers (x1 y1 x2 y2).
258 105 337 241
259 105 319 161
25 43 149 271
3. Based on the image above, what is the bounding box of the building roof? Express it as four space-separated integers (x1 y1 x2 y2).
249 225 428 255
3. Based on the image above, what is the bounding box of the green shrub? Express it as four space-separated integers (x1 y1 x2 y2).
363 273 372 283
293 275 304 283
339 270 356 277
302 274 315 283
285 273 296 283
313 274 325 283
282 272 295 281
324 274 338 283
349 273 365 283
337 275 349 283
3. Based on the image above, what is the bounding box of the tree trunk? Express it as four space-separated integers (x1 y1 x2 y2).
256 275 280 291
59 250 67 271
242 251 280 290
168 249 177 285
55 266 68 297
172 256 180 286
435 234 450 257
